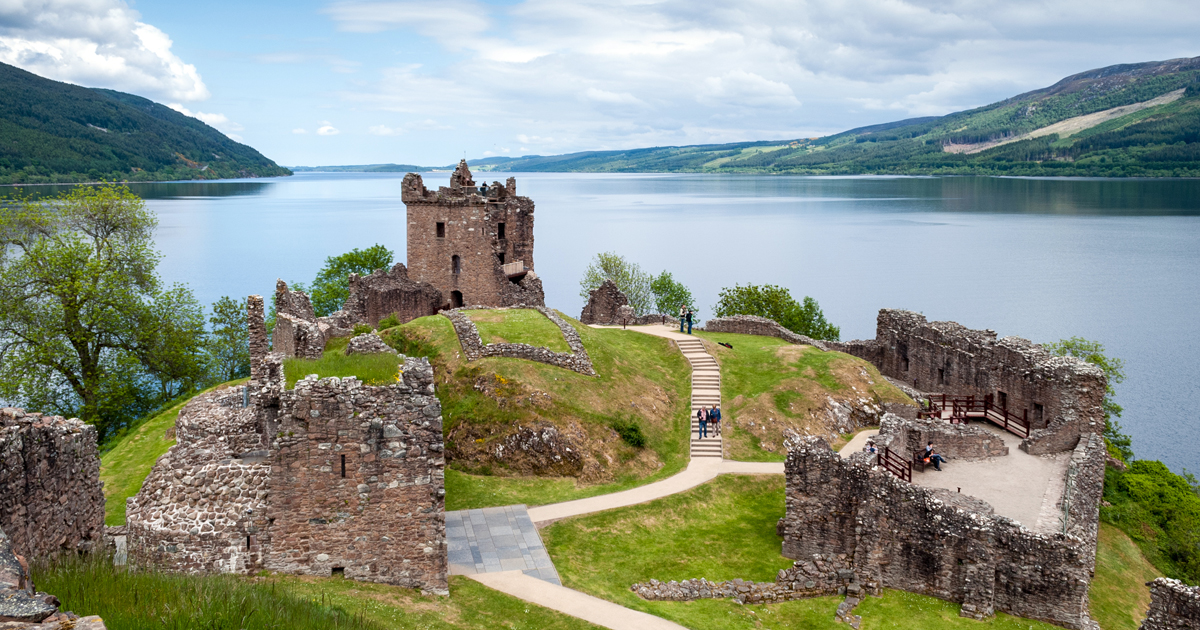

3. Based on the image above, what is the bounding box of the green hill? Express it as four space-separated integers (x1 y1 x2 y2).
471 56 1200 177
0 62 291 184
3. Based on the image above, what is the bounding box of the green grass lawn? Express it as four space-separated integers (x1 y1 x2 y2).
542 474 1060 630
284 339 403 389
35 556 600 630
99 379 247 525
466 308 571 353
1090 523 1162 630
384 313 692 510
694 332 911 462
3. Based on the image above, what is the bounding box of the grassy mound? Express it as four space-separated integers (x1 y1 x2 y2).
99 379 247 525
35 557 600 630
541 474 1060 630
1090 523 1163 630
695 332 912 461
282 336 403 388
382 312 692 510
466 308 571 352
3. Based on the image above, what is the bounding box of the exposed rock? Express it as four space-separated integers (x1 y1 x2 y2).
0 528 62 624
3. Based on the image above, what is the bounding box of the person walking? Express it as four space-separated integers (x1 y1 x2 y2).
712 404 722 436
686 308 693 335
697 407 707 439
679 304 687 333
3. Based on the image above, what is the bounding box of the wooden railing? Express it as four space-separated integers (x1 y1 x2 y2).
502 260 526 278
880 446 912 483
922 394 1031 439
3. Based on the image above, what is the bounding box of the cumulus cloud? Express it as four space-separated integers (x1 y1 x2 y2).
323 0 1200 159
317 121 340 135
168 103 244 137
0 0 209 102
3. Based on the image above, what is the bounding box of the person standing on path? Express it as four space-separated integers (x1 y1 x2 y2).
697 407 707 439
712 404 722 436
686 308 693 334
679 304 687 333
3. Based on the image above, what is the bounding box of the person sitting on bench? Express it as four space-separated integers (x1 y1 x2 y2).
924 442 947 471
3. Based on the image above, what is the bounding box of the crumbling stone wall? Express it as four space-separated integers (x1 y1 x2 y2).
127 295 448 594
831 310 1106 455
632 553 875 605
701 315 832 350
442 307 597 376
272 280 325 360
344 332 398 356
402 161 543 308
0 410 103 562
1140 578 1200 630
874 413 1009 461
340 263 445 327
579 280 628 325
778 434 1106 629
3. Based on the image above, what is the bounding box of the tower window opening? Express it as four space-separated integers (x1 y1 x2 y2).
498 252 506 264
452 255 461 274
436 222 445 237
497 222 506 239
340 454 346 478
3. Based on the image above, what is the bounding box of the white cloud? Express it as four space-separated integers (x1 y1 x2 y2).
167 104 244 140
317 121 340 135
0 0 209 102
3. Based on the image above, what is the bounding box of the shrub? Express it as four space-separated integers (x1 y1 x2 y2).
610 416 646 448
352 323 373 336
377 313 401 330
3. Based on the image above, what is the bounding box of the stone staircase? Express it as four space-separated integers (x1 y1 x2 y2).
676 337 722 458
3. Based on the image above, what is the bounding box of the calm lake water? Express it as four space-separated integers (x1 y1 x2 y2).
60 172 1200 472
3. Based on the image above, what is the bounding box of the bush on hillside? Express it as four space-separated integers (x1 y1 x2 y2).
610 416 646 448
377 313 401 330
1103 461 1200 584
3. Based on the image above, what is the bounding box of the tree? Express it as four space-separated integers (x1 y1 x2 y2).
1045 336 1133 461
137 284 210 401
579 252 653 316
309 245 394 316
207 296 250 382
650 271 695 318
712 284 840 341
0 183 206 440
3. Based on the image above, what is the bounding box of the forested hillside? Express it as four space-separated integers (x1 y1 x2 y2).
0 62 290 184
472 56 1200 177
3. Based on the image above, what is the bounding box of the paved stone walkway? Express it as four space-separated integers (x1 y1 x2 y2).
446 505 561 585
468 570 688 630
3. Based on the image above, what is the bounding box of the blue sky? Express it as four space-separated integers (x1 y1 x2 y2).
2 0 1197 166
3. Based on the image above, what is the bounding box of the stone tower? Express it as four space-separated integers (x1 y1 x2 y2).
401 161 544 308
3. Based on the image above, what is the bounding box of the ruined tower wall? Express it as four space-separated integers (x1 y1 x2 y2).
272 281 324 360
402 165 540 308
343 263 444 327
0 409 104 561
835 310 1106 455
264 359 447 593
779 435 1105 629
1140 578 1200 630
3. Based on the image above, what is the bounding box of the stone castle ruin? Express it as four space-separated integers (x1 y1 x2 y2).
402 161 544 309
125 296 448 593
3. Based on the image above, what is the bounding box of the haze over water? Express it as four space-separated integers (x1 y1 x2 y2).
130 172 1200 473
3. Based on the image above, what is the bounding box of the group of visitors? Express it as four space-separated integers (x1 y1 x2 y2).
678 304 694 334
696 405 721 438
863 439 948 472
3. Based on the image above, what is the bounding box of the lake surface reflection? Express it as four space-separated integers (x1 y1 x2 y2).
45 172 1200 472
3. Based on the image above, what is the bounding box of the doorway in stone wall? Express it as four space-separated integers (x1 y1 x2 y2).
451 291 463 308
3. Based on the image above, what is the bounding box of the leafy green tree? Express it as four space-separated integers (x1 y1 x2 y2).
650 271 695 317
0 183 206 440
1045 337 1133 461
579 252 654 316
713 284 840 341
207 296 250 381
138 284 210 401
309 245 394 316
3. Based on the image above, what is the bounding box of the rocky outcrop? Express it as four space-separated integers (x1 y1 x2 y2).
0 527 105 628
579 280 628 325
0 409 104 562
344 332 398 356
340 263 444 328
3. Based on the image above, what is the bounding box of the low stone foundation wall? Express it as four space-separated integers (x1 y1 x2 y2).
1140 578 1200 629
632 553 875 605
700 315 831 350
442 307 596 376
0 409 104 561
876 413 1009 461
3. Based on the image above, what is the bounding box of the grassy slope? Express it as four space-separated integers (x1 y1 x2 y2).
99 379 248 525
283 336 403 388
695 332 911 462
467 308 571 352
383 312 692 510
542 474 1060 630
1090 523 1164 630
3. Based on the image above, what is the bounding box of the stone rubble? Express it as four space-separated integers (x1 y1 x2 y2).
344 331 399 356
0 526 105 628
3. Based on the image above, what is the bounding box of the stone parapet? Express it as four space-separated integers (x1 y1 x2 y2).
875 413 1009 461
701 315 831 350
442 307 597 376
0 410 103 562
1140 578 1200 630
